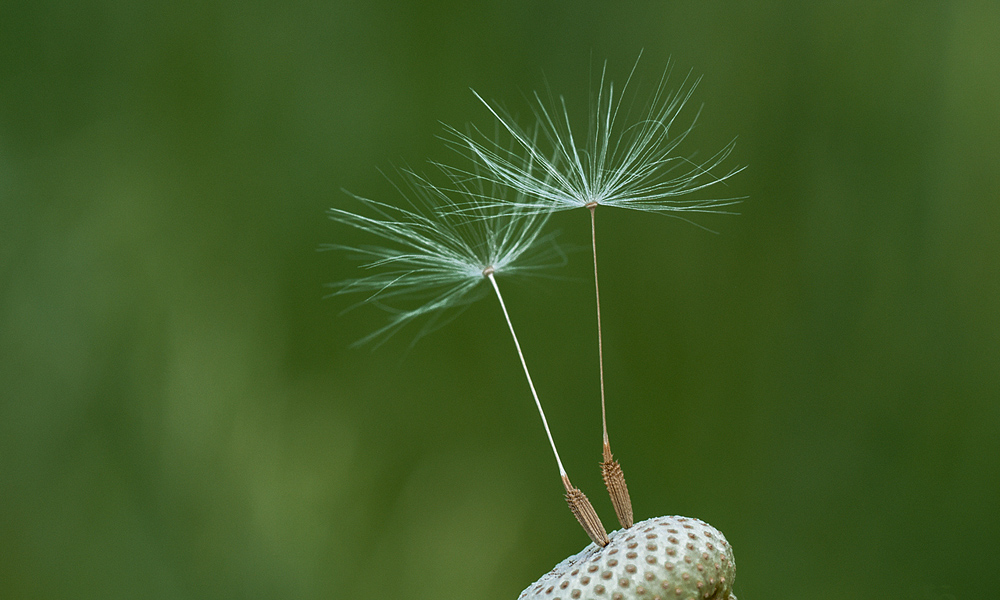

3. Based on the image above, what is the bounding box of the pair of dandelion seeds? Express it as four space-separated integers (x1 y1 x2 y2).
329 60 743 600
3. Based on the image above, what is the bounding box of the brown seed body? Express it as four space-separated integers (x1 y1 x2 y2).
563 475 610 547
601 446 633 529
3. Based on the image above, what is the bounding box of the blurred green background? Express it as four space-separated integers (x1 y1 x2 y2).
2 1 998 599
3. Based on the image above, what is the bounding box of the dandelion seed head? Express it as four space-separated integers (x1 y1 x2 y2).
326 167 560 347
448 56 745 219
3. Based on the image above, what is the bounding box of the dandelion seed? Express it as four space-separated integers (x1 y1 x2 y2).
447 56 744 217
327 168 609 545
325 165 566 345
450 56 746 529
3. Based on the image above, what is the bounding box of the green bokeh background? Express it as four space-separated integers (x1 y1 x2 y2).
2 1 998 599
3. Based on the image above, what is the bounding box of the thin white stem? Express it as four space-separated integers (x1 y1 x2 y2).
487 272 567 477
589 206 609 448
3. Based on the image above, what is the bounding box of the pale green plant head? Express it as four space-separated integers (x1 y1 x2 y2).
325 168 561 346
448 56 745 219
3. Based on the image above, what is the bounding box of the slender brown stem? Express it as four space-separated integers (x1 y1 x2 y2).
589 204 634 529
589 205 609 448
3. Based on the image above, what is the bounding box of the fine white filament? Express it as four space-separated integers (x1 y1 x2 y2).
487 271 567 478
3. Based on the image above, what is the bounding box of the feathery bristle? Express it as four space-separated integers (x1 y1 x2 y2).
448 56 745 218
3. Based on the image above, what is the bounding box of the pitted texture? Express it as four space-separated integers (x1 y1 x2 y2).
519 516 736 600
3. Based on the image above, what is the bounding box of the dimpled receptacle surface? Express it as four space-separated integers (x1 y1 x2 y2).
519 516 736 600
